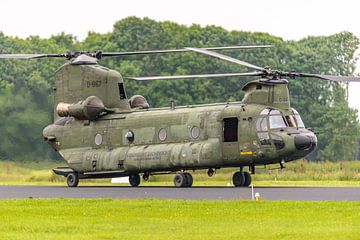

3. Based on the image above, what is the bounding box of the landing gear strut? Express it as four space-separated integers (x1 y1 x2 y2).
232 171 251 187
173 172 193 187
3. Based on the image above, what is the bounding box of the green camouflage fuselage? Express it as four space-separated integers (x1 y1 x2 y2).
43 59 316 178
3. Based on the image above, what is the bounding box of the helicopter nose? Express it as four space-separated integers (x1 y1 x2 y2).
294 134 314 150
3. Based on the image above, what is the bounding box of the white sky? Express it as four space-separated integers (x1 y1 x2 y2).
1 0 360 111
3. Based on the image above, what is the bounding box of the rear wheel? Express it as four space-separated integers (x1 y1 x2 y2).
184 173 193 187
129 174 141 187
174 173 186 187
67 172 79 187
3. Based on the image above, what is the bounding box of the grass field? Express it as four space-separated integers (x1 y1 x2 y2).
0 199 359 240
1 160 360 186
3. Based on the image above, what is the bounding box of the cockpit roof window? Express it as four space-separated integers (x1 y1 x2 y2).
269 109 281 115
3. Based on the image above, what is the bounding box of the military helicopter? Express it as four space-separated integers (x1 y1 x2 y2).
1 45 359 188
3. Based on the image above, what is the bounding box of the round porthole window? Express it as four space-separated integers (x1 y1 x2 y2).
125 130 135 143
191 126 200 139
158 128 167 141
94 133 103 146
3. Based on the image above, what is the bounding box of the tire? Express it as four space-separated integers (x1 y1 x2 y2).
129 174 141 187
67 172 79 187
184 173 193 187
173 173 186 187
232 171 245 187
243 172 252 187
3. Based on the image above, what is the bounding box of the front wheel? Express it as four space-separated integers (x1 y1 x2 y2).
67 172 79 187
243 172 252 187
232 171 245 187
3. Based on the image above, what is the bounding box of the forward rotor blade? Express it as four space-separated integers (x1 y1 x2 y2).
128 72 262 81
101 45 271 57
0 53 64 59
291 73 360 82
185 47 266 72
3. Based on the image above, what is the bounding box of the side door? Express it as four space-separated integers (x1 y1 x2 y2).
221 117 239 161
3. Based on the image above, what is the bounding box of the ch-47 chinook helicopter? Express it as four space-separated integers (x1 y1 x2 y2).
1 45 359 188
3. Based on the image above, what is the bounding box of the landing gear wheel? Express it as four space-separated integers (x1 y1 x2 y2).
243 172 252 187
232 171 245 187
129 174 141 187
174 173 187 187
142 173 150 181
184 173 193 187
67 172 79 187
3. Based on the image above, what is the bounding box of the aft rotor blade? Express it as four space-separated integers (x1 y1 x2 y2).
186 47 266 72
185 47 266 72
0 53 65 59
128 72 262 81
290 73 360 82
101 45 271 57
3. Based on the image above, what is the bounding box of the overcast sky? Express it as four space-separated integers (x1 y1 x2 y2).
1 0 360 111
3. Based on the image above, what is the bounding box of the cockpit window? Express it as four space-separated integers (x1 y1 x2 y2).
269 115 287 129
284 109 305 128
260 109 270 115
285 115 297 127
294 114 305 128
256 117 268 131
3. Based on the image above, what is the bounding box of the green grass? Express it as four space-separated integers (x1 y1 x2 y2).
2 160 360 186
0 199 359 240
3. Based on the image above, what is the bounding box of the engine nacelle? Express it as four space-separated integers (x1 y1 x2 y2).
57 96 106 121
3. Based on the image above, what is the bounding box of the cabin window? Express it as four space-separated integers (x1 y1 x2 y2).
125 130 134 143
94 133 103 146
118 83 127 100
158 128 167 142
191 126 200 139
223 118 238 142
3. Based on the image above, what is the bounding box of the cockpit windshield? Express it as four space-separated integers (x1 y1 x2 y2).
259 108 305 129
269 115 287 129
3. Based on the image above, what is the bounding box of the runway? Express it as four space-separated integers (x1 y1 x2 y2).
0 186 360 200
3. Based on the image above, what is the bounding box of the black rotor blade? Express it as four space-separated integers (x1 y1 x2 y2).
128 72 263 81
287 72 360 82
0 53 65 59
101 45 271 57
185 47 266 72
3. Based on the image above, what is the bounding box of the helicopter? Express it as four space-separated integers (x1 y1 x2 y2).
1 45 359 188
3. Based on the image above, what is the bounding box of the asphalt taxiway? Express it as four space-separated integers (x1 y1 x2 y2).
0 186 359 201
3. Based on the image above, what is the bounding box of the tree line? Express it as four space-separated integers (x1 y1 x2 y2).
0 16 358 161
